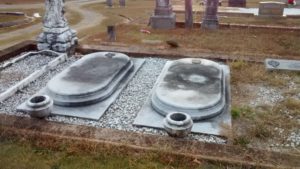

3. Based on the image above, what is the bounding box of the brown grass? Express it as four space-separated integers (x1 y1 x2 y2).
0 133 239 169
0 0 43 4
228 62 300 150
84 23 300 58
0 15 26 23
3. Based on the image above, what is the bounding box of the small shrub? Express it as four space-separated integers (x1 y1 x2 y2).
230 60 247 70
251 123 272 139
231 107 241 119
233 136 250 147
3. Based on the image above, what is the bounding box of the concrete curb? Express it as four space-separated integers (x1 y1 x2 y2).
0 51 67 102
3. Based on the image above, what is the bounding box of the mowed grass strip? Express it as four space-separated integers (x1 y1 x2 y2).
0 139 235 169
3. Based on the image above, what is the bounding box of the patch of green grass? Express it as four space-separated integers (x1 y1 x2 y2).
0 140 232 169
231 107 241 119
233 136 250 147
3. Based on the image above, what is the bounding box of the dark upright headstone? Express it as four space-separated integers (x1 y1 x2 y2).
228 0 246 7
119 0 125 7
107 25 116 41
185 0 193 28
150 0 176 29
201 0 219 29
106 0 113 7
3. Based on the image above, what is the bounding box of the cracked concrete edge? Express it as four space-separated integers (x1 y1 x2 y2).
0 114 299 168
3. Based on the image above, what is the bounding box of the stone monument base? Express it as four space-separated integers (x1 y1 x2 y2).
201 19 219 29
150 13 176 29
37 27 78 53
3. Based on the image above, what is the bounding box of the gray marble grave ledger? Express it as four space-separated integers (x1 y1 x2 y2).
134 58 231 136
18 52 145 120
47 52 133 106
150 0 176 29
152 58 226 120
37 0 78 53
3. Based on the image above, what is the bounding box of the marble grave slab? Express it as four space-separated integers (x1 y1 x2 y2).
134 58 231 136
18 52 145 120
265 58 300 71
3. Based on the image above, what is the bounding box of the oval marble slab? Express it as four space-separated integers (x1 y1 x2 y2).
151 58 226 121
47 52 133 106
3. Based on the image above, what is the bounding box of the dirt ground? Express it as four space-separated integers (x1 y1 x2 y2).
0 0 43 4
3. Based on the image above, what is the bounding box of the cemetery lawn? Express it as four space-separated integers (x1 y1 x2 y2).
0 140 230 169
0 8 43 34
84 24 300 58
0 15 25 23
229 62 300 151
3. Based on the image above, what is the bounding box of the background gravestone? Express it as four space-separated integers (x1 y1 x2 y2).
258 1 285 17
201 0 219 29
37 0 78 53
119 0 125 7
228 0 246 7
107 25 116 41
150 0 176 29
107 0 113 7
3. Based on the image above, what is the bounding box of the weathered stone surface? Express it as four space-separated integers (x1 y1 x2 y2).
152 58 226 121
134 58 231 136
201 0 219 29
37 0 78 53
17 54 145 120
150 0 176 29
46 52 133 107
25 95 53 119
265 58 300 71
228 0 246 7
163 112 193 137
258 1 284 17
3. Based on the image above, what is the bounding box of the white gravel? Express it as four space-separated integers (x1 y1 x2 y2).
0 54 53 93
0 56 226 144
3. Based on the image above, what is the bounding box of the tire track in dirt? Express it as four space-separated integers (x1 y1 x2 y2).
0 0 105 49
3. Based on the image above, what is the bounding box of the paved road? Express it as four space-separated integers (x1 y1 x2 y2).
0 0 105 49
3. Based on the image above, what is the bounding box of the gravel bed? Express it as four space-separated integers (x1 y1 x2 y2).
249 86 284 107
0 54 53 93
0 56 226 144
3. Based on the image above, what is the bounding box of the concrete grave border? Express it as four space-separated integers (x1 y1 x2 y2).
17 58 145 120
0 50 67 102
134 61 231 136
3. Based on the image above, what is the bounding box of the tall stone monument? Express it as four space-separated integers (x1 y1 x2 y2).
185 0 193 28
201 0 219 29
150 0 176 29
37 0 78 53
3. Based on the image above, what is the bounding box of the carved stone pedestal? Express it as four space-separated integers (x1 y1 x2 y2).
150 0 176 29
37 0 78 53
37 27 77 53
